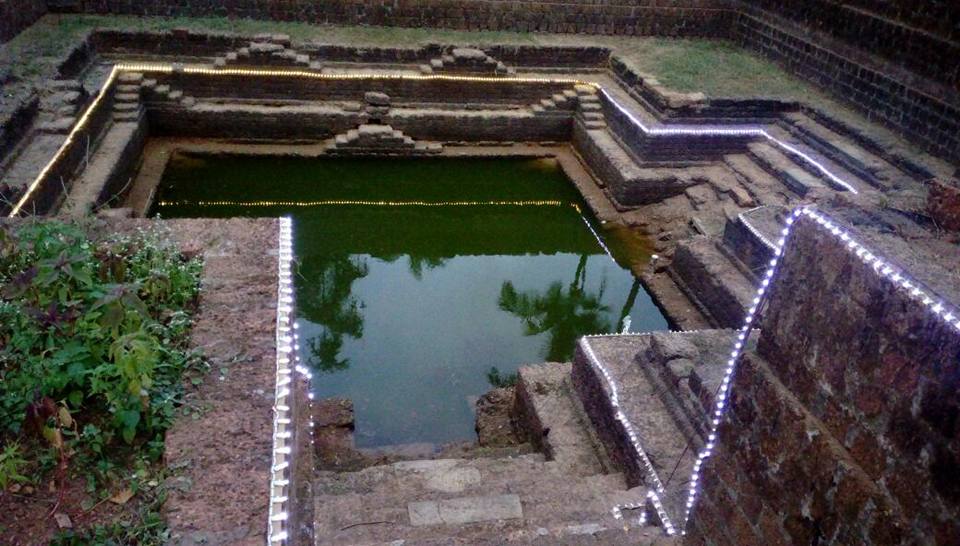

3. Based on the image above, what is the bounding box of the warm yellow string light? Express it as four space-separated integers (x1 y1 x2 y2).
159 199 571 208
7 62 601 218
115 62 599 87
9 66 121 217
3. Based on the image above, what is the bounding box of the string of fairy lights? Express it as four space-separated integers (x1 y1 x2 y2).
8 61 865 218
268 217 296 544
585 205 960 536
7 61 954 543
158 199 567 207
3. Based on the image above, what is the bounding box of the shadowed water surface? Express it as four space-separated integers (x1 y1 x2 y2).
154 154 669 447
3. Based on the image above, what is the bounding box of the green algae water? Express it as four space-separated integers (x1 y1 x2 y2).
154 154 669 447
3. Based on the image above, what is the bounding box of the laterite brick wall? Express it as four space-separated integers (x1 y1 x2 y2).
0 0 47 42
73 0 733 37
687 215 960 545
732 3 960 167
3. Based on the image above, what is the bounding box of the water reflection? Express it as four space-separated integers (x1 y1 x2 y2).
153 155 670 446
498 255 612 362
299 254 369 373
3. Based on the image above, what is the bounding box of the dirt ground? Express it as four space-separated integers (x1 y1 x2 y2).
159 218 279 546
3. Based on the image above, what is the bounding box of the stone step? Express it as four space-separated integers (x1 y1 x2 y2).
418 64 433 74
153 84 170 95
584 120 608 129
141 79 157 89
723 154 791 207
112 111 140 122
747 142 829 197
117 72 143 84
763 127 869 194
113 101 139 112
114 92 139 103
540 98 557 109
574 84 596 96
531 104 545 114
314 455 641 544
116 84 139 94
783 112 898 190
637 330 751 445
167 90 183 101
573 334 705 531
667 236 756 328
580 101 602 112
514 362 615 477
552 93 569 104
37 117 75 134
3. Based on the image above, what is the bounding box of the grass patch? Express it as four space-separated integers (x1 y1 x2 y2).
2 14 827 101
610 38 827 102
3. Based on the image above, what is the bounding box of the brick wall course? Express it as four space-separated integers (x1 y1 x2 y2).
0 0 47 43
733 11 960 166
687 213 960 544
70 0 734 37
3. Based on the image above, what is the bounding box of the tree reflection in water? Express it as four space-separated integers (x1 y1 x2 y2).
498 254 612 362
298 254 369 373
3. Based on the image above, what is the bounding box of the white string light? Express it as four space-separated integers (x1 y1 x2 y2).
596 89 859 194
678 206 960 533
579 337 676 535
268 217 296 545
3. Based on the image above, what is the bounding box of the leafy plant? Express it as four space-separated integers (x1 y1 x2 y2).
0 220 203 519
0 441 28 489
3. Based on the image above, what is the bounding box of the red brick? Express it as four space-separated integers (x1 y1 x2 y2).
834 471 873 521
849 431 886 479
854 383 886 418
756 507 789 546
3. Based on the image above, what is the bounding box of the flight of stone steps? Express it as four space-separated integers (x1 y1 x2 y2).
312 362 679 545
627 93 942 329
213 34 322 71
419 47 514 76
35 79 88 134
529 89 579 116
573 331 754 533
136 75 198 110
328 124 441 155
575 85 606 130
